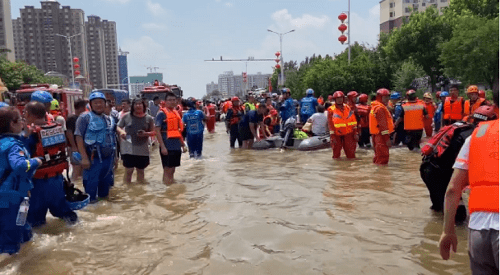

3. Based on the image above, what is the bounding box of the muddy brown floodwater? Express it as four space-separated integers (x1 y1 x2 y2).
0 123 471 275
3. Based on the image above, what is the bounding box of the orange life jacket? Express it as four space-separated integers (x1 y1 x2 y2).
443 97 464 120
468 119 499 214
356 104 370 128
424 102 436 119
29 123 68 179
223 101 232 113
259 115 273 138
160 107 183 139
46 113 53 123
402 101 425 130
329 104 357 136
369 101 394 135
464 98 486 116
229 106 242 125
318 96 324 105
207 104 216 116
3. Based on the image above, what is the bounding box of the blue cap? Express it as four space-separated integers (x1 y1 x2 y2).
31 90 53 103
390 92 401 100
89 92 106 101
306 88 314 95
0 102 9 108
440 91 449 97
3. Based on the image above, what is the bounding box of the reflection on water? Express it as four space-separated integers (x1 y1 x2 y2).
0 123 470 274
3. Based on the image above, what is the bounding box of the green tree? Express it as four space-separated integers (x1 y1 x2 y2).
392 59 426 92
439 16 499 88
0 58 63 90
444 0 498 19
384 7 452 91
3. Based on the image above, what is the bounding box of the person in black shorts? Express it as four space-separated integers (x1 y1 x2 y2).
239 104 268 149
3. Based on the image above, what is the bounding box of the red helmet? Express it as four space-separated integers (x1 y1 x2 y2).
347 91 358 99
231 96 240 102
467 85 479 94
406 89 416 96
358 94 368 103
327 95 333 101
436 91 441 98
376 88 390 97
478 90 486 98
333 91 345 99
270 109 278 116
472 105 498 121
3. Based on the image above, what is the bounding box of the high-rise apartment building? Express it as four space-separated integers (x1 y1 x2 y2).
14 2 88 82
118 48 129 91
217 71 271 98
0 0 16 61
380 0 449 33
102 20 118 87
206 81 218 95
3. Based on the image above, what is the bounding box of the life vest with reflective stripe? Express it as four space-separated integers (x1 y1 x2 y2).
29 123 68 179
402 101 425 130
424 102 436 119
443 97 463 120
464 98 486 116
420 121 473 157
329 104 357 136
160 107 183 139
369 101 394 135
244 102 256 111
356 104 370 128
468 119 499 214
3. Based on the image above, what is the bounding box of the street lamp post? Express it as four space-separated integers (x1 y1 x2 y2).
55 32 83 86
267 29 295 87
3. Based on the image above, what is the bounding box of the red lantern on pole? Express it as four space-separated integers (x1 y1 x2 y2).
338 13 347 23
74 70 81 76
338 35 347 44
275 64 281 69
275 51 280 57
73 57 79 63
275 58 280 63
74 64 80 69
338 24 347 34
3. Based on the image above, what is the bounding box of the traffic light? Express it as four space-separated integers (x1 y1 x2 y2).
338 13 348 45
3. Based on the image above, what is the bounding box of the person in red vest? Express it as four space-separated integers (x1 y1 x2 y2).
327 91 358 159
356 93 371 148
439 89 499 275
464 85 489 120
422 92 436 137
396 90 428 151
442 84 464 126
318 95 324 105
369 88 394 164
205 101 216 133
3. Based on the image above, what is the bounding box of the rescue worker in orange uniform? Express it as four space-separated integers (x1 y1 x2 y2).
327 91 358 159
225 97 243 148
423 92 436 137
318 95 324 105
347 91 358 114
369 88 394 165
356 93 371 148
463 85 489 121
478 90 486 99
205 101 216 133
439 89 499 274
396 90 428 151
442 84 464 126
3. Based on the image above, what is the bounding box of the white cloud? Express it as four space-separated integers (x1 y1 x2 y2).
348 4 380 47
225 2 233 7
215 0 221 2
271 9 330 30
142 23 166 30
103 0 130 3
123 36 169 72
146 0 166 17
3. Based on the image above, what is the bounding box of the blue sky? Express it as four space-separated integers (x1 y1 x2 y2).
11 0 381 99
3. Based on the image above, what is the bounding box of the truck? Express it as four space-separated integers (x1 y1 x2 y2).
140 82 183 101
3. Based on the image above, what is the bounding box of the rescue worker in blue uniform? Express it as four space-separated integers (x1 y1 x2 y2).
75 92 126 203
434 91 448 132
391 92 406 146
300 88 318 123
182 99 206 158
279 88 297 128
0 106 42 254
22 102 78 227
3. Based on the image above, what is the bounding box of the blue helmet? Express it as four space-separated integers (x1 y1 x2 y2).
390 92 401 100
31 90 53 103
306 88 314 96
89 92 106 102
0 102 9 108
282 88 291 94
440 91 449 97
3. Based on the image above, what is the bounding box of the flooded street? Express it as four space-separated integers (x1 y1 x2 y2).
0 123 471 275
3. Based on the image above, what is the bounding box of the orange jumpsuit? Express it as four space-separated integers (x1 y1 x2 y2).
369 101 394 165
206 103 216 133
328 104 358 159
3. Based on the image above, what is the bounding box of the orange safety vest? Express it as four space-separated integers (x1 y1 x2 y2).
468 119 499 214
223 101 232 113
443 97 463 120
464 98 486 116
369 101 394 135
329 104 357 136
356 104 370 128
29 123 68 179
259 115 273 137
160 107 183 139
207 104 216 116
424 102 436 119
229 106 242 125
318 96 324 105
402 101 425 130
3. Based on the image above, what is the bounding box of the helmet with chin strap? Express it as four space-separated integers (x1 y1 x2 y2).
31 90 53 103
333 91 345 99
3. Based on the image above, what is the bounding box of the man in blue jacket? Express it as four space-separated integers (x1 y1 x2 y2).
279 88 297 128
183 99 206 158
299 88 318 123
